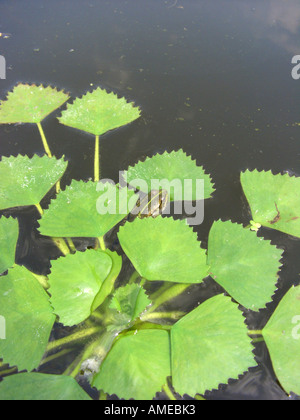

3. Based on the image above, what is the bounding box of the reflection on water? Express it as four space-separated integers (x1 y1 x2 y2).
238 0 300 54
0 0 300 400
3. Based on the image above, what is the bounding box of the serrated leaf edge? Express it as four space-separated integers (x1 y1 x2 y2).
119 215 204 249
241 168 300 180
57 86 141 127
109 283 152 316
122 148 216 196
208 219 284 311
37 180 135 234
0 83 70 122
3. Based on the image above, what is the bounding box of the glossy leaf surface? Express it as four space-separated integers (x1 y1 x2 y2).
208 220 283 310
118 217 209 283
0 217 19 274
262 285 300 395
0 373 91 400
91 249 123 313
0 155 68 210
58 87 141 136
92 329 171 400
241 170 300 238
0 84 69 123
0 266 55 371
124 149 215 201
39 181 138 238
108 283 151 330
49 250 113 326
171 294 256 396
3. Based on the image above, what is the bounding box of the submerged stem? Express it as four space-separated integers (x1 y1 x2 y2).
56 180 61 194
30 271 49 290
35 203 44 216
0 366 18 377
99 391 107 400
195 394 206 401
46 327 102 353
37 122 52 158
140 311 185 323
40 348 73 367
248 330 263 336
68 330 117 379
94 135 100 182
52 237 71 256
149 283 191 313
252 337 265 344
98 236 106 251
162 382 177 400
128 270 141 285
66 238 76 253
63 353 84 377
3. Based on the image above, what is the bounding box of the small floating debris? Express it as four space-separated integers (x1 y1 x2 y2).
0 33 11 39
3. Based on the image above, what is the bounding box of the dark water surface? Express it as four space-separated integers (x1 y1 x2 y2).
0 0 300 400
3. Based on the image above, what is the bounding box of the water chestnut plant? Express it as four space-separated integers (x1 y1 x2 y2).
0 83 299 400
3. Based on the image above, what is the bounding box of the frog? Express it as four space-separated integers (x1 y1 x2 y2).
130 189 169 219
108 189 169 251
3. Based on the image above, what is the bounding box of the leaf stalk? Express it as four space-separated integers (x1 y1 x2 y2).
94 135 100 182
37 122 52 158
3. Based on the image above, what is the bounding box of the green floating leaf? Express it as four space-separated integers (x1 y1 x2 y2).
0 373 91 401
241 170 300 238
49 250 113 326
0 217 19 274
92 329 171 400
58 87 141 136
0 266 55 371
118 217 209 283
171 294 256 396
0 155 68 211
0 84 69 124
124 149 215 201
208 221 283 311
262 285 300 395
109 283 151 329
91 249 122 313
38 181 138 238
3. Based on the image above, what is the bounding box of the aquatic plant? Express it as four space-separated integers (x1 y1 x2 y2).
0 83 299 400
0 84 69 158
58 87 141 182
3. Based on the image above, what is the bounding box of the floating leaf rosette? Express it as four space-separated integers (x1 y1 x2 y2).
207 220 283 311
118 216 209 283
262 285 300 395
0 81 298 401
0 217 19 274
38 180 138 238
241 170 300 238
0 266 55 371
110 283 151 320
171 294 256 396
0 373 91 401
0 155 68 211
58 87 141 181
123 149 215 201
108 283 152 330
0 84 70 157
92 329 170 400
